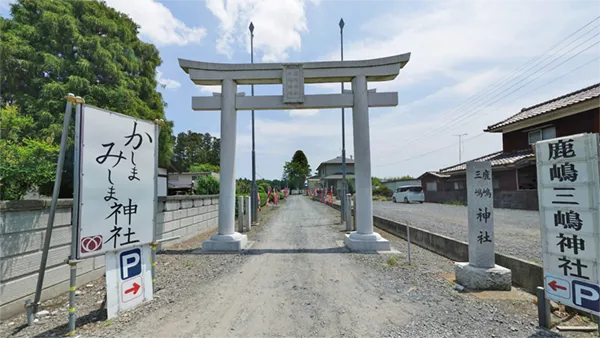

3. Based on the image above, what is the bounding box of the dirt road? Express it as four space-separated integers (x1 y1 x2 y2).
5 196 574 337
118 196 414 337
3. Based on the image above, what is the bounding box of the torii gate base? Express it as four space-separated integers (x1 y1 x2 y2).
179 53 411 252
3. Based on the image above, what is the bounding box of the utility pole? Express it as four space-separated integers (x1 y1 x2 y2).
249 22 258 224
454 133 468 163
339 18 347 224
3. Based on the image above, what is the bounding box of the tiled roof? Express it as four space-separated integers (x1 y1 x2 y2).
321 156 355 164
486 83 600 131
439 149 535 174
418 171 450 179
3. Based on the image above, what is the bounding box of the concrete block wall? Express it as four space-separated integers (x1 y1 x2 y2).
0 195 219 320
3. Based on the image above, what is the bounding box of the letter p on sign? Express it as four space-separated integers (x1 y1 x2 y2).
573 280 600 313
119 248 142 280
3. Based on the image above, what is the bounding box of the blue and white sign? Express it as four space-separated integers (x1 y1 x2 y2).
120 248 142 280
537 133 600 315
105 245 153 319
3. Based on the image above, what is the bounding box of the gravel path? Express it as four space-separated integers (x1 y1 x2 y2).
373 201 542 262
4 196 587 337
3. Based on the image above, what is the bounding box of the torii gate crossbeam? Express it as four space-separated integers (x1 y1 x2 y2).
179 53 411 252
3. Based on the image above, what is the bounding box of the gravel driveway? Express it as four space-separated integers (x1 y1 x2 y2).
4 196 583 337
373 201 542 262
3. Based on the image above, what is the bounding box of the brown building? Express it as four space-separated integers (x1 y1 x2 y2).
420 82 600 210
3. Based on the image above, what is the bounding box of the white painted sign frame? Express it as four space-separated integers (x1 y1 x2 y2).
76 105 158 259
537 133 600 315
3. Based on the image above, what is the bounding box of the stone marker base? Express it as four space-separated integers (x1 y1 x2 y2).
202 232 248 252
454 262 512 291
344 232 391 252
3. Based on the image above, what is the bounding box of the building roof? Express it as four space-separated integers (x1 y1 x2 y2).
485 83 600 132
316 156 355 170
417 171 450 179
439 149 535 174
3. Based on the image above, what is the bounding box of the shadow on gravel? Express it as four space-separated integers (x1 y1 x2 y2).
157 248 197 255
10 306 108 338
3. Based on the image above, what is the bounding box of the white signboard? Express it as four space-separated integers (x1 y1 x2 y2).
105 245 153 318
466 161 495 268
77 105 158 258
537 133 600 315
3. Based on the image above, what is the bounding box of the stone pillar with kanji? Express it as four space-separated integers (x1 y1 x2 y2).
455 161 512 290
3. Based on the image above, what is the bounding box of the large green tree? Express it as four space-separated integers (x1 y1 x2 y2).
170 131 220 172
0 0 174 197
283 150 310 190
0 104 59 200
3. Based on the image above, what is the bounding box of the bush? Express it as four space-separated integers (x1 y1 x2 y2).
195 175 219 195
258 192 267 207
373 185 393 197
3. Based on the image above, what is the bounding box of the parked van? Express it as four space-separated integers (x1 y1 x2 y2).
392 185 424 203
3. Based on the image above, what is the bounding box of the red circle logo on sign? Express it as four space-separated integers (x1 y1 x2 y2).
81 235 103 253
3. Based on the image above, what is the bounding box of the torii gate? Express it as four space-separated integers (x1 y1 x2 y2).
179 53 411 252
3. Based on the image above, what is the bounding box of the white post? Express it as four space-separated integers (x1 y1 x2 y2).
344 75 390 251
245 196 251 232
202 78 247 252
238 196 244 233
219 78 237 236
352 75 373 235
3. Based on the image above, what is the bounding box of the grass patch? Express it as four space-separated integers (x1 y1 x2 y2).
105 320 113 326
386 256 399 266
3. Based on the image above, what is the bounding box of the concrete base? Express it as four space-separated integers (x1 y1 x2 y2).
202 232 248 252
454 262 512 291
344 232 391 252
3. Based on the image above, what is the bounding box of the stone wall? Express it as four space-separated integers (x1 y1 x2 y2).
0 195 218 319
424 189 538 210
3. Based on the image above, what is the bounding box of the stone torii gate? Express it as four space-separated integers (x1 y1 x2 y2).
179 53 411 252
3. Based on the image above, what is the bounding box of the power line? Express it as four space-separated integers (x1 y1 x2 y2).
381 33 600 155
377 133 487 167
375 55 600 168
380 17 600 155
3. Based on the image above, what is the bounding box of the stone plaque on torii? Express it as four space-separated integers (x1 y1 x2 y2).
179 54 411 252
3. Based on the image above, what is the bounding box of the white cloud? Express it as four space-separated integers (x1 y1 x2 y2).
289 109 319 117
105 0 206 46
205 0 313 61
156 70 181 89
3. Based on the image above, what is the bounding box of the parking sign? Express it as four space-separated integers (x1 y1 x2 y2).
105 245 153 319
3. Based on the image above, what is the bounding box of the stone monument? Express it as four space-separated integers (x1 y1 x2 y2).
455 161 512 290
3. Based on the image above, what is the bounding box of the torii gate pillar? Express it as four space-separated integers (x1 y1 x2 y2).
179 53 411 252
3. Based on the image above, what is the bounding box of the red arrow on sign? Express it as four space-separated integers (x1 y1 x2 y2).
548 280 567 292
125 282 141 295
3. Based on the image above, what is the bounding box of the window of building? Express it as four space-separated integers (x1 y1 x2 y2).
528 126 556 145
453 181 466 190
426 182 437 191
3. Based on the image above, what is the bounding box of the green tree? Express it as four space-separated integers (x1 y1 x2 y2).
195 175 219 195
189 163 220 173
0 104 59 200
171 131 220 172
283 150 310 189
1 0 174 197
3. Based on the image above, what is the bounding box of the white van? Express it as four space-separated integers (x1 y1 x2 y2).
392 185 424 203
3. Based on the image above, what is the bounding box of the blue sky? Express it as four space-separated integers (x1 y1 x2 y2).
3 0 600 180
